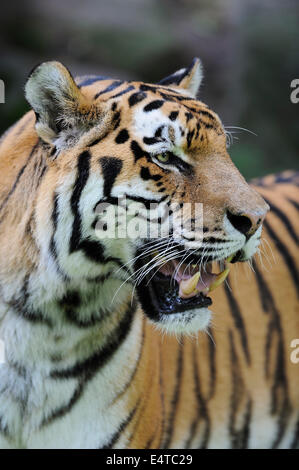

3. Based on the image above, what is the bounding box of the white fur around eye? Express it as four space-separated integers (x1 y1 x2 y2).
133 107 184 153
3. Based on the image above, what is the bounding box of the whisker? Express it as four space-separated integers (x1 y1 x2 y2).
224 125 258 137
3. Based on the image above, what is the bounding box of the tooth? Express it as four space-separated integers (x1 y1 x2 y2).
226 254 234 263
192 264 197 269
209 268 230 292
180 271 201 295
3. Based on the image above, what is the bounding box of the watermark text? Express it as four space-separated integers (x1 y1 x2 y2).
290 79 299 103
0 79 4 104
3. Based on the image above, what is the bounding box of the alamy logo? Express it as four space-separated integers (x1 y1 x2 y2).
0 79 4 104
290 79 299 104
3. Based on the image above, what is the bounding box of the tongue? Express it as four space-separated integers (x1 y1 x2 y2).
158 260 217 299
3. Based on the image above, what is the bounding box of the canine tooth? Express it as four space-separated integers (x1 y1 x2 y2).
180 271 201 295
209 268 230 292
192 264 197 269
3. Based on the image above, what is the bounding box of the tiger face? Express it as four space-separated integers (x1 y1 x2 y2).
25 59 269 334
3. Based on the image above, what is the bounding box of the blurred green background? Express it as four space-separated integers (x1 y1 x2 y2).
0 0 298 178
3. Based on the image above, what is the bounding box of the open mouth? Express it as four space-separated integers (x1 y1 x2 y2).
134 249 234 323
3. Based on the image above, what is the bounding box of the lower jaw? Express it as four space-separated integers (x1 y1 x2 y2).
134 261 213 333
152 307 212 335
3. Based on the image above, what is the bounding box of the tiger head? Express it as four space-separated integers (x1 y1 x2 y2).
25 59 269 334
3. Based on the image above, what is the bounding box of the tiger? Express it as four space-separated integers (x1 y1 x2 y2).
0 58 298 449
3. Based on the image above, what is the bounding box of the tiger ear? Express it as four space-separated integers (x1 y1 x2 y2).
25 61 94 146
158 58 203 98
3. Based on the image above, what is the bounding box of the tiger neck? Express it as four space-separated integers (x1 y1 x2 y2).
1 274 137 374
0 280 145 447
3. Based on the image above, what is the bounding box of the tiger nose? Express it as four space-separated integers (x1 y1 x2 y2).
227 207 269 239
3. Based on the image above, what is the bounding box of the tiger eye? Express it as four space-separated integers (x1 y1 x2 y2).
157 153 170 163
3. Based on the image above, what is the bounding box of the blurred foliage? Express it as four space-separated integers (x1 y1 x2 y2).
0 0 298 179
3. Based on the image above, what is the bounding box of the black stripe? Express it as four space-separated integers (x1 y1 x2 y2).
288 198 299 212
143 100 164 112
69 151 91 253
63 304 105 328
125 193 168 210
41 380 85 427
271 345 292 448
9 301 53 328
88 129 110 147
158 342 165 449
10 276 52 327
99 157 123 198
111 317 146 406
263 219 299 295
162 341 184 448
101 401 140 449
172 101 218 128
189 342 210 449
185 112 193 122
186 129 195 148
143 136 162 145
94 80 123 99
166 152 193 176
199 109 218 120
51 301 136 380
291 417 299 449
130 140 148 162
50 193 58 251
169 111 179 121
251 260 282 370
158 63 192 87
49 193 69 280
41 304 137 428
224 283 250 364
112 111 121 130
127 367 155 446
228 330 252 449
263 197 298 245
49 193 65 278
110 85 135 99
155 126 164 138
207 330 216 399
115 129 129 144
0 142 39 216
77 239 107 264
140 84 160 93
203 237 230 245
140 166 162 182
184 417 198 449
160 93 194 103
252 261 292 448
145 423 160 449
159 92 176 103
128 91 147 107
77 76 107 88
